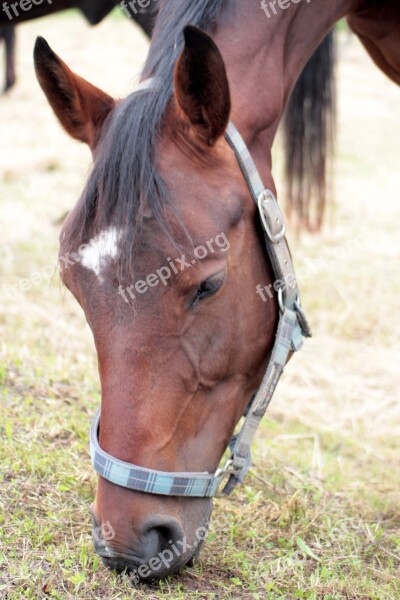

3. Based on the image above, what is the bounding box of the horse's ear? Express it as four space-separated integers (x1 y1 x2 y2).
174 25 231 146
34 37 115 149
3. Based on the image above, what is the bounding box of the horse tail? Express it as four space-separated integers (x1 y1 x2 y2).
283 30 337 231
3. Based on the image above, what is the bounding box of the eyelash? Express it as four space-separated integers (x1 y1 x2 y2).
189 274 225 309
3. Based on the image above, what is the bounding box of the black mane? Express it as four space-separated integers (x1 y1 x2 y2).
67 0 230 276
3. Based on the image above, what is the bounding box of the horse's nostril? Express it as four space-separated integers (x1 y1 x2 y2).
140 526 163 559
140 516 186 563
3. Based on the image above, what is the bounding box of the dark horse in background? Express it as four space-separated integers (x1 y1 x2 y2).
0 0 153 92
34 0 400 581
0 25 15 91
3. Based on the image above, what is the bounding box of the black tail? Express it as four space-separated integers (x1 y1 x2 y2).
283 31 336 231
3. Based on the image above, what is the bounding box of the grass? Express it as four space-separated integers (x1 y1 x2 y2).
1 381 399 599
1 16 400 600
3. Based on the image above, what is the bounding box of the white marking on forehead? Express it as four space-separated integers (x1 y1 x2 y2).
79 227 121 279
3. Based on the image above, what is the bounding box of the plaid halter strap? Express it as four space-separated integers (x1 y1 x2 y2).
89 79 311 498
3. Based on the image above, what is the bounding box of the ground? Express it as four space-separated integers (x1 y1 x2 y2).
0 11 399 600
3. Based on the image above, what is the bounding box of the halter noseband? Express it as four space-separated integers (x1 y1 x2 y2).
89 79 311 498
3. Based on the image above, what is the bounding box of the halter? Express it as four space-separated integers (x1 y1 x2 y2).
89 79 311 498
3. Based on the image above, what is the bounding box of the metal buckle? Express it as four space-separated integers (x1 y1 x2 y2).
258 190 286 243
214 459 237 497
215 458 234 479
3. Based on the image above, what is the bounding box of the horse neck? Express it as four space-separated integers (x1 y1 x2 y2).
211 0 363 170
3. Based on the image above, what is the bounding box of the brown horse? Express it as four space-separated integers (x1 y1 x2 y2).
34 0 400 581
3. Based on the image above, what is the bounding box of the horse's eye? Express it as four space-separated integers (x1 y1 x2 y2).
189 272 225 309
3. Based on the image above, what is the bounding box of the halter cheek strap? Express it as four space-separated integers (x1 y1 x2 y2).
89 82 311 498
218 123 311 495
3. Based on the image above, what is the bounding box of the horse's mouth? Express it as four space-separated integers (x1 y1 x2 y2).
94 536 203 581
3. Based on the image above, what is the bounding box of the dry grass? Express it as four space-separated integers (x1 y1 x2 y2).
0 14 400 600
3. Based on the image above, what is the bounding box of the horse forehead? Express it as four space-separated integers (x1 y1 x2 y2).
77 226 121 279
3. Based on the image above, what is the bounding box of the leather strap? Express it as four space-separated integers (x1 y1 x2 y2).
218 122 311 495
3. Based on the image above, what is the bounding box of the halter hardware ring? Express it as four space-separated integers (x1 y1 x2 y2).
294 296 313 338
278 287 285 313
214 458 234 479
277 287 299 313
214 459 238 498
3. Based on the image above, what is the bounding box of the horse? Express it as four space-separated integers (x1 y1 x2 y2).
0 25 15 91
33 0 400 581
0 1 153 93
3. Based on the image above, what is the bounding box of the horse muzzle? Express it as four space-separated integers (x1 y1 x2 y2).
91 510 207 580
